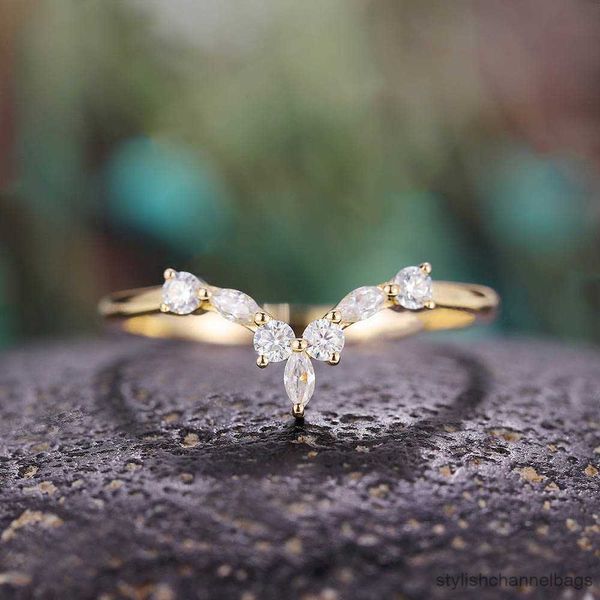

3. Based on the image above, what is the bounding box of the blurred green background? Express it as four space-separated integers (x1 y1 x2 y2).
1 0 599 347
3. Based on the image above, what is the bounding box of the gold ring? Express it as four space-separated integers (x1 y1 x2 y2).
99 264 499 419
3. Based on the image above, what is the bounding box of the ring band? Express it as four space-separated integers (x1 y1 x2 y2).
99 264 499 418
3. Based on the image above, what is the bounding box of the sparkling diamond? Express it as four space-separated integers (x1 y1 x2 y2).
253 320 295 362
303 319 345 361
161 271 205 315
337 286 385 322
211 288 260 325
284 352 315 406
394 266 433 309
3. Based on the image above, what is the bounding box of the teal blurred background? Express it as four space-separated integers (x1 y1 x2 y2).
1 0 599 346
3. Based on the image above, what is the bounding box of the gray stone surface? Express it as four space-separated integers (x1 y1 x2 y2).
0 336 599 599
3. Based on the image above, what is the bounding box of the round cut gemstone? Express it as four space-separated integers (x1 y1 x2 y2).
393 266 433 309
284 352 315 406
253 320 295 362
337 286 385 322
161 271 205 315
211 288 260 325
303 319 345 361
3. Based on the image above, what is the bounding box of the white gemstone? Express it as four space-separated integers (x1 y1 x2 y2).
337 286 385 322
211 288 260 325
393 266 433 309
253 320 295 362
303 319 344 361
284 352 315 406
161 271 205 315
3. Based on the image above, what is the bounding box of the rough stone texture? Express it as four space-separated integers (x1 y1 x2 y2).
0 336 599 600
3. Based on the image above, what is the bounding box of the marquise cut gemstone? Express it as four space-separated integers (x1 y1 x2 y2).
284 352 315 406
253 320 295 362
303 319 345 361
393 266 433 309
161 271 205 315
337 286 385 322
211 288 260 325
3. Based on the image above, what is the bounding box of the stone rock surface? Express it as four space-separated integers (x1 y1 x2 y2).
0 336 599 599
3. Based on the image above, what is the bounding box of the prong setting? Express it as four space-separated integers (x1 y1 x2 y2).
382 283 400 299
198 287 210 302
419 262 432 275
303 319 345 361
161 270 206 314
254 311 271 326
328 351 341 366
253 320 295 363
157 263 440 420
393 265 434 310
292 403 305 419
292 338 308 353
325 310 342 324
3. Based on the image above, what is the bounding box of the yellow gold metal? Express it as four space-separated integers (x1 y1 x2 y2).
100 267 499 421
254 311 271 326
328 351 341 366
325 309 342 324
419 262 432 275
100 282 498 345
292 338 308 352
382 283 400 299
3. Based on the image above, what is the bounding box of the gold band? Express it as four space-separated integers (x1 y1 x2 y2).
100 265 499 418
99 281 499 345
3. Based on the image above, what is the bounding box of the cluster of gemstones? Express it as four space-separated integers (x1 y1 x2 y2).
161 264 434 416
